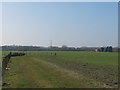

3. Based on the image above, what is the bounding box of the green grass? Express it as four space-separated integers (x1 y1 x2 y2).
26 51 118 66
0 51 1 89
3 56 105 88
3 51 118 88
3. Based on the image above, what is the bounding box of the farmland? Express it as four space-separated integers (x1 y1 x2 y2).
2 51 118 88
0 51 2 90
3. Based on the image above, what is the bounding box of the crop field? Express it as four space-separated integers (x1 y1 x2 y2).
2 51 118 88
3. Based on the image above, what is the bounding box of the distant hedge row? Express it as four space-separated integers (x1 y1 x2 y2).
2 52 25 77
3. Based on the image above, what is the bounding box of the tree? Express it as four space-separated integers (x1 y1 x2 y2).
108 46 113 52
105 47 109 52
101 47 104 52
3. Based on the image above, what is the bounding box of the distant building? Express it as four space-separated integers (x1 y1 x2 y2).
95 49 98 52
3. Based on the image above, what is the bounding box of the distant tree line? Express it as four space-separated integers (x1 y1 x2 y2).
1 45 119 52
99 46 113 52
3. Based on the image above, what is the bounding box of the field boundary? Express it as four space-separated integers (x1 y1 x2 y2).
2 52 25 86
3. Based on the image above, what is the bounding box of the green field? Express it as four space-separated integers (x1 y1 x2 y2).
0 51 2 90
3 51 118 88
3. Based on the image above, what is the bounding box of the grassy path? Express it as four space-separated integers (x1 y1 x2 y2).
34 54 118 87
3 56 106 88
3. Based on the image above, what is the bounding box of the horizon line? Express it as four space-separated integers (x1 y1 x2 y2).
0 45 118 48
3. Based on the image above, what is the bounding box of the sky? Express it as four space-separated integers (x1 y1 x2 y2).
0 2 2 46
2 2 118 47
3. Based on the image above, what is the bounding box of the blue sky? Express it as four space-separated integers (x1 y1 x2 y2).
0 2 2 46
2 2 118 47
